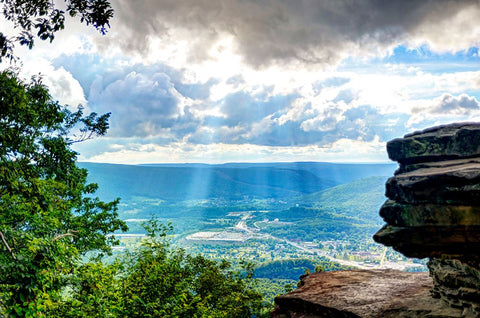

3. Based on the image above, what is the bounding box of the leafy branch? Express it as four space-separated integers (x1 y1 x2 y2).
0 0 114 62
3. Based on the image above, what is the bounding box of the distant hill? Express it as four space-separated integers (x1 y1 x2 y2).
79 162 395 201
250 177 389 241
296 176 389 224
142 162 396 185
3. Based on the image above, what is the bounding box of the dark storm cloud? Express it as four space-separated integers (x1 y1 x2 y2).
106 0 478 67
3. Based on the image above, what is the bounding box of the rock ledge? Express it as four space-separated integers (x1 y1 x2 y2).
273 270 466 318
273 123 480 317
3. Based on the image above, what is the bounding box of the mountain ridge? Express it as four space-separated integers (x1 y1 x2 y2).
79 162 396 201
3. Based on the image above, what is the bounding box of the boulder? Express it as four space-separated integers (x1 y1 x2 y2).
428 258 480 313
394 157 480 174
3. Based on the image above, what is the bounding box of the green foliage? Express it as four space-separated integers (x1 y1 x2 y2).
51 220 269 318
253 278 296 304
314 265 324 273
0 0 114 62
0 71 127 316
53 260 122 317
300 176 388 224
254 258 352 281
120 220 267 318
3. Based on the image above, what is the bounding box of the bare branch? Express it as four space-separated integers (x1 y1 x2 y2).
52 231 77 241
0 231 16 260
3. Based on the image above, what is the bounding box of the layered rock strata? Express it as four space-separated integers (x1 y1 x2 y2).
374 122 480 314
273 123 480 317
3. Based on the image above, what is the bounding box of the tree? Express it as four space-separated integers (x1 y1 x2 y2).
119 221 267 318
0 70 127 316
0 0 113 62
49 220 269 318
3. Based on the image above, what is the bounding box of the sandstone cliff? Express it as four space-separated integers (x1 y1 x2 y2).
273 270 465 317
273 123 480 318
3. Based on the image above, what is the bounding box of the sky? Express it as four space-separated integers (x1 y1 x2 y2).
3 0 480 164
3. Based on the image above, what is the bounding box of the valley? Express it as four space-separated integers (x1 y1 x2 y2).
184 211 420 271
80 161 427 301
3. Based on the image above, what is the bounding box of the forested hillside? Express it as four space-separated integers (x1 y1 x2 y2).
297 176 389 223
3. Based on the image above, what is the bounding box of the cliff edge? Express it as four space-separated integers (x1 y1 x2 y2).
273 123 480 318
273 270 464 317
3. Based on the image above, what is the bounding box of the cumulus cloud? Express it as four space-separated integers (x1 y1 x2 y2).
301 116 338 132
90 70 203 138
3 0 478 165
412 93 480 115
299 105 411 144
20 59 87 108
433 94 480 114
52 55 200 139
218 91 297 127
53 49 480 164
104 0 480 67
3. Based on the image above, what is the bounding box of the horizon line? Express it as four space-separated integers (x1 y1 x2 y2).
78 160 395 166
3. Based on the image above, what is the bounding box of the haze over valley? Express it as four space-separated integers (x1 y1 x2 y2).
81 161 426 299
